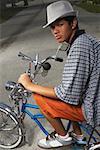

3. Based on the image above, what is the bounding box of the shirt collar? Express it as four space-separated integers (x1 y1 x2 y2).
66 29 85 55
70 29 85 46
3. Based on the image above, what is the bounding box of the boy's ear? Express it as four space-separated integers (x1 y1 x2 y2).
71 18 78 29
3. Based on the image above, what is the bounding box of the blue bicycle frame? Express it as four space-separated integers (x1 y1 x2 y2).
21 99 99 145
21 101 49 136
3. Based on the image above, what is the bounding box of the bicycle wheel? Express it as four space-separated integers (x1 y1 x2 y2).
0 105 23 149
89 143 100 150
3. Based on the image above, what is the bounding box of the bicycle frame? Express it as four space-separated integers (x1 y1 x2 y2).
21 99 49 136
21 98 100 145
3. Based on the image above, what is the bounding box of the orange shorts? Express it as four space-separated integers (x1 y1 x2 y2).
33 94 85 122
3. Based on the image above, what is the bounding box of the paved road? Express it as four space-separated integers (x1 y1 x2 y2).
0 0 100 149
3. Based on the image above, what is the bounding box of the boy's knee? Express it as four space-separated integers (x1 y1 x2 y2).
33 94 45 106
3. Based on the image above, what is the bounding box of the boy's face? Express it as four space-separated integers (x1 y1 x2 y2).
50 19 73 43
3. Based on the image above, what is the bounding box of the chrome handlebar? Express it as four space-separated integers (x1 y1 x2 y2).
5 49 63 102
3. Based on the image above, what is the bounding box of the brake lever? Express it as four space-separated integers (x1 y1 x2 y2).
18 52 32 62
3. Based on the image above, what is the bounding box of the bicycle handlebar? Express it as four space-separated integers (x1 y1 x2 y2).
18 52 63 78
18 52 63 63
5 50 63 101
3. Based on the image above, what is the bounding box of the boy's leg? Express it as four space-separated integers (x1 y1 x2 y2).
33 94 85 148
41 108 82 136
72 121 82 135
41 111 67 136
33 94 85 135
71 121 87 145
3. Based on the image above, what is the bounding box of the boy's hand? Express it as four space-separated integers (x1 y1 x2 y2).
18 73 32 90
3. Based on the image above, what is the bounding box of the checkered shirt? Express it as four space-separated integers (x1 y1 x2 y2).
54 33 100 126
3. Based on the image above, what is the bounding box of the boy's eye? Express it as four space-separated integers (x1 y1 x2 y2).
59 23 63 26
50 25 55 29
50 23 63 29
50 21 65 29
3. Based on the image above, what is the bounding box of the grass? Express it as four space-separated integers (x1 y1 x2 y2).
0 6 24 24
77 2 100 13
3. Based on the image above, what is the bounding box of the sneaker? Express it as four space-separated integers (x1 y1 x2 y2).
38 131 72 149
70 131 87 145
89 143 100 150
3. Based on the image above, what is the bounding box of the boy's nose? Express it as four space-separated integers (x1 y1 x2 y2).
53 26 59 34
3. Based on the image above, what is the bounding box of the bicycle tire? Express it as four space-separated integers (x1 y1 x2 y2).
89 143 100 150
0 104 23 149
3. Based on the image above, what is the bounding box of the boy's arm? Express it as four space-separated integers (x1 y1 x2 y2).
18 73 58 99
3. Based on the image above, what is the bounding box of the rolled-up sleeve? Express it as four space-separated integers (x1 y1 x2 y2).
54 35 94 105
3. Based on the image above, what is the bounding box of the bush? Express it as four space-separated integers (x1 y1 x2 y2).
93 0 100 4
77 1 100 13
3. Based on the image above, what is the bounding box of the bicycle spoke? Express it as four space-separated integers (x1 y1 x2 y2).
0 129 20 146
0 107 23 148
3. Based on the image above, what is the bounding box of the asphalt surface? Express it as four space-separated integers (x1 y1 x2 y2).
0 0 100 150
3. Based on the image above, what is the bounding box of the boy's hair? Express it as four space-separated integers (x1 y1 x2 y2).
64 16 79 29
56 16 78 29
64 16 76 23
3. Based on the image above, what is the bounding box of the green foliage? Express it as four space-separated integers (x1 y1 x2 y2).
81 0 100 4
77 1 100 13
92 0 100 4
